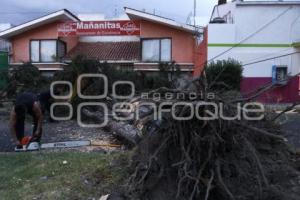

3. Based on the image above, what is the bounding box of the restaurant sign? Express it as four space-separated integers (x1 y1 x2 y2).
58 20 140 36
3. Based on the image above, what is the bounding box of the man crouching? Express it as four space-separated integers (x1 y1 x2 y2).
10 92 43 151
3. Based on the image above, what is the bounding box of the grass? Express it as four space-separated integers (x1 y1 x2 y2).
0 152 128 200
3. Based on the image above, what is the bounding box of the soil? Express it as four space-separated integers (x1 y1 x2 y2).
0 105 122 152
280 112 300 149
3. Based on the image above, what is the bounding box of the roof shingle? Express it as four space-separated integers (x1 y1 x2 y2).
66 41 140 61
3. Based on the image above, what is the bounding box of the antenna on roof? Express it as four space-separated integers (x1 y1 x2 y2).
114 4 118 17
186 12 193 25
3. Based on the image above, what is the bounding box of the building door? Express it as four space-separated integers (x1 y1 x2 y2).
0 51 8 89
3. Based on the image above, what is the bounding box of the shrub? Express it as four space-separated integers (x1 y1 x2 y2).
52 56 183 118
13 63 40 86
205 59 243 91
54 56 181 94
157 61 181 88
0 69 9 90
7 63 51 97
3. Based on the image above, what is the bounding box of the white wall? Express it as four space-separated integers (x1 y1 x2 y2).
208 24 235 43
208 46 298 77
235 5 300 44
208 3 300 78
291 15 300 43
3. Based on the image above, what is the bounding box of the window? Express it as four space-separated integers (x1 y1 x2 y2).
57 41 66 58
160 39 171 62
30 40 66 63
0 39 11 52
30 41 39 62
142 38 171 62
40 41 56 62
272 65 288 85
142 40 160 61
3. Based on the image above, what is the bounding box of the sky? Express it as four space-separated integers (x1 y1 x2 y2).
0 0 218 26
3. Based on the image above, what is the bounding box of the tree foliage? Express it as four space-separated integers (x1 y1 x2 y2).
205 59 243 91
54 56 181 94
5 63 50 97
0 69 9 90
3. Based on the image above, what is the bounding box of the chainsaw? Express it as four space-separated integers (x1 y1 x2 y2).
15 136 121 152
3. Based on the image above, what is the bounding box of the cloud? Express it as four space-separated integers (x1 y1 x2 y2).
0 0 217 25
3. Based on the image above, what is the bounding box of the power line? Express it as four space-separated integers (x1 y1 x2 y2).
228 51 300 100
241 47 292 64
206 6 293 87
207 6 292 64
242 51 300 67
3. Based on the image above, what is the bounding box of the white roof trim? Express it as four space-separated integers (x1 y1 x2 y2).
10 62 67 66
134 62 194 66
134 68 193 72
64 59 139 64
32 62 68 65
124 7 198 34
38 68 64 71
0 10 79 38
100 60 138 63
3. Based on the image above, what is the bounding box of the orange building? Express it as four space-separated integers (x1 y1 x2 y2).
0 8 203 75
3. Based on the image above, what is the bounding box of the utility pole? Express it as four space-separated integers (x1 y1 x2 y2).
194 0 196 27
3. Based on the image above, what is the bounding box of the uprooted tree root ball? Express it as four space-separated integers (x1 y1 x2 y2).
80 86 300 200
46 56 300 200
124 95 300 200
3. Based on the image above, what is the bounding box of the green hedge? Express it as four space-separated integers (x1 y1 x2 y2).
205 59 243 91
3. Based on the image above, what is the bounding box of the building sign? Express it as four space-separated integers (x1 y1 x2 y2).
58 20 140 36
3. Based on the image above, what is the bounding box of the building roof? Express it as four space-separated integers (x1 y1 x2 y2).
236 1 300 6
124 7 199 34
66 42 140 61
0 9 80 39
0 7 201 39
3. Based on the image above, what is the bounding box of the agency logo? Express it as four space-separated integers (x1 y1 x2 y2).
50 74 265 128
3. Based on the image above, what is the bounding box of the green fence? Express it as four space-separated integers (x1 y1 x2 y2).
0 51 8 89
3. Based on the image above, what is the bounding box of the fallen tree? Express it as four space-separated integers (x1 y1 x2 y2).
123 91 300 200
82 108 141 145
61 57 300 200
80 83 300 200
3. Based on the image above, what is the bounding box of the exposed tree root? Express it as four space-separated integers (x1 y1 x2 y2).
77 79 300 200
122 86 300 200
